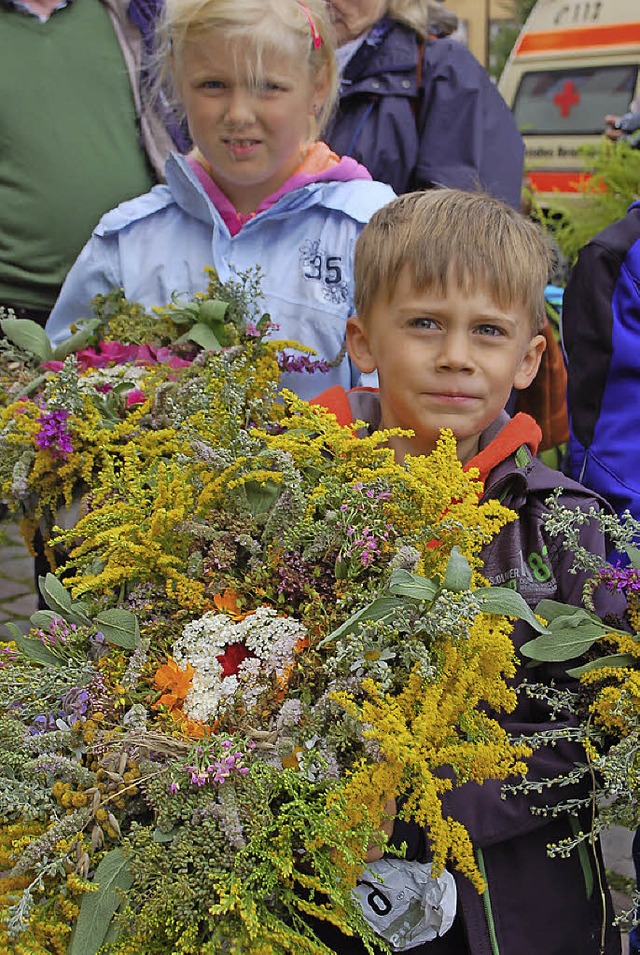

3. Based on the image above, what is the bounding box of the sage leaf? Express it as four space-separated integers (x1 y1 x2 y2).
244 479 281 519
38 574 91 626
52 318 101 360
388 569 438 602
69 848 133 955
0 317 53 361
9 632 61 668
520 621 610 662
474 586 549 633
567 652 636 678
442 547 472 593
320 595 404 645
95 609 140 649
175 323 221 351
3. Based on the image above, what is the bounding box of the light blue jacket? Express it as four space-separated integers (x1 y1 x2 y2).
46 153 395 399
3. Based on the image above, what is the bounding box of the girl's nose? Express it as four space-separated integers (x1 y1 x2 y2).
224 88 255 127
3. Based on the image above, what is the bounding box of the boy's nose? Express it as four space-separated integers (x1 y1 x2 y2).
435 332 475 372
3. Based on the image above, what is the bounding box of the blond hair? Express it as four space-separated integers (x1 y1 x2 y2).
389 0 441 39
156 0 338 137
354 189 552 333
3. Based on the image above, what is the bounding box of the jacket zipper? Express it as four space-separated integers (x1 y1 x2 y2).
477 847 501 955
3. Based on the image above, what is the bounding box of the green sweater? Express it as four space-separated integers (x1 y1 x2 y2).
0 0 156 312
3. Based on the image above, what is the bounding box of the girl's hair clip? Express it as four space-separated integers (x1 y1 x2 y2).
298 1 322 49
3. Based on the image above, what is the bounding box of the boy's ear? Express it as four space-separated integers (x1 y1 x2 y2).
513 333 547 391
346 315 377 375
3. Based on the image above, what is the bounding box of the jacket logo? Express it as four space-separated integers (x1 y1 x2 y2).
299 240 348 305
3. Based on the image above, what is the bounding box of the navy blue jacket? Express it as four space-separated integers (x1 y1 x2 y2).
324 18 525 207
563 200 640 522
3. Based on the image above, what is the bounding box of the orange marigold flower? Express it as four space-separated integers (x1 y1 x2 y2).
153 657 194 712
213 588 248 620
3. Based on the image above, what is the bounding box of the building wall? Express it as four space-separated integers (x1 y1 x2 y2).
445 0 515 65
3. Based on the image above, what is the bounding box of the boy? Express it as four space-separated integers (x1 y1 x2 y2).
312 190 622 954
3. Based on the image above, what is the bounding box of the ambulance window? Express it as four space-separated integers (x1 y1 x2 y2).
512 65 637 135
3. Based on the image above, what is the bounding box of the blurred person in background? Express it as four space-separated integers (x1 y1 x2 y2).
0 0 188 329
323 0 525 206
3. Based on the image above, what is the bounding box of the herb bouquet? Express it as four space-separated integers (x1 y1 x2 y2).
521 495 640 848
0 276 544 954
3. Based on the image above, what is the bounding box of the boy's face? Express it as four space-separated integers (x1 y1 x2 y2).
347 268 545 464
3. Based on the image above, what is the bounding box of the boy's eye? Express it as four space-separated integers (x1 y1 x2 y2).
476 324 504 337
410 317 437 329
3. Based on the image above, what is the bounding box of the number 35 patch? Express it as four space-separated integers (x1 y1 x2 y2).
299 240 348 305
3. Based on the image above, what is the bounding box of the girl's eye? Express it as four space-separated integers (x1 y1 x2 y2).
200 80 225 90
255 81 286 94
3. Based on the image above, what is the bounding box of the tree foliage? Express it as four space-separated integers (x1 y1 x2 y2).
542 140 640 264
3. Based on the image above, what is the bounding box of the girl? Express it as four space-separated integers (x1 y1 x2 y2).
45 0 395 398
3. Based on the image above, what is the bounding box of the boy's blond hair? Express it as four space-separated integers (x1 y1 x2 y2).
354 189 553 334
156 0 338 138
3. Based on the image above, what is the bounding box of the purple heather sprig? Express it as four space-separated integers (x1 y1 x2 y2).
170 738 254 794
599 564 640 593
277 352 333 375
35 408 73 460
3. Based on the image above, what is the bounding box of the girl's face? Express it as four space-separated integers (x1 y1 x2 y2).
176 33 328 215
326 0 387 46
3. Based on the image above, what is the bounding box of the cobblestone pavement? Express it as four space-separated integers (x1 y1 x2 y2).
0 518 636 949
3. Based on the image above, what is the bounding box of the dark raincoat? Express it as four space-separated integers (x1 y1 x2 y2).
325 17 524 208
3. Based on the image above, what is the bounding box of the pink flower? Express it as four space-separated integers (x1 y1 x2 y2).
126 390 146 407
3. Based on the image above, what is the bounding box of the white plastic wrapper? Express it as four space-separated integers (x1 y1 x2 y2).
353 859 457 951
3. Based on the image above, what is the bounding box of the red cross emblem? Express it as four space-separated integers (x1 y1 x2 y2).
553 80 581 118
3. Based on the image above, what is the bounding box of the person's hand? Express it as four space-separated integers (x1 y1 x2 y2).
604 114 624 141
365 798 397 863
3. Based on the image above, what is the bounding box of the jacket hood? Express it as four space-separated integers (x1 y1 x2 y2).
164 151 380 233
185 142 373 235
94 152 394 238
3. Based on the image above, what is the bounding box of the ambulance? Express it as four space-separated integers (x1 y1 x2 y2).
498 0 640 207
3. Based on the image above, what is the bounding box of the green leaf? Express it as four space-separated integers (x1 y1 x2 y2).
69 848 133 955
388 569 438 602
474 586 549 633
520 621 611 662
10 632 61 668
535 599 601 625
623 545 640 570
567 653 636 678
95 609 140 649
30 610 64 631
153 827 178 843
197 298 229 326
175 323 221 351
0 317 53 361
52 319 101 360
320 595 404 645
38 574 91 626
442 547 472 592
244 479 282 519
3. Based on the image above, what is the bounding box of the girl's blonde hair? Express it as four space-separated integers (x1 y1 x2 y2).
156 0 338 138
355 189 553 334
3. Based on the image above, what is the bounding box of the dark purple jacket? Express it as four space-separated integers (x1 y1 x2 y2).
309 393 623 955
324 18 525 208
